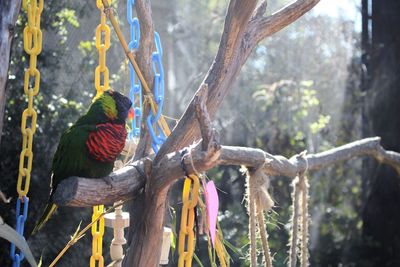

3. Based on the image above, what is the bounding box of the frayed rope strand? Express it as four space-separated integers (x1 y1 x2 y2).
288 176 301 267
246 170 258 266
257 211 273 267
299 172 309 267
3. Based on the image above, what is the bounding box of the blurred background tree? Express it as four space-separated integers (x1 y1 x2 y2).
0 0 398 266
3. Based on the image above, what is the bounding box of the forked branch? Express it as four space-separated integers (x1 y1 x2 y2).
154 0 320 163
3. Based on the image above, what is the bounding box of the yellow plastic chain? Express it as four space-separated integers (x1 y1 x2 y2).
91 1 111 266
178 174 200 267
17 0 43 198
91 205 105 267
94 0 111 99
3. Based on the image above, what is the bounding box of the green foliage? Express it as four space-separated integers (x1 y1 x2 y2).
1 1 363 266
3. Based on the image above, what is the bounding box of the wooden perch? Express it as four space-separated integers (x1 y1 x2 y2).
53 163 146 206
53 137 400 207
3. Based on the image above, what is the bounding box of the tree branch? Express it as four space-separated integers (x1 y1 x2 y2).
133 0 156 159
247 0 320 46
0 0 22 146
154 0 258 162
154 0 320 163
53 137 400 207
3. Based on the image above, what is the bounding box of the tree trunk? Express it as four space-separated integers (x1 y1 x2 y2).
362 0 400 266
121 1 321 266
0 0 21 145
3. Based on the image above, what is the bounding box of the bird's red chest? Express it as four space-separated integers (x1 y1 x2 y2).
86 123 127 162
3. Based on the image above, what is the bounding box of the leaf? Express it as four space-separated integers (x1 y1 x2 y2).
0 216 38 267
193 252 205 267
223 238 244 257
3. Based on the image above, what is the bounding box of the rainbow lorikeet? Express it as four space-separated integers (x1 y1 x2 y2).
32 90 132 234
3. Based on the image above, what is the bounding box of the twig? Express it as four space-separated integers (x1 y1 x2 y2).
0 190 11 203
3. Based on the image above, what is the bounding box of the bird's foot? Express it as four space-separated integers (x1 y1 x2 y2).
102 176 114 188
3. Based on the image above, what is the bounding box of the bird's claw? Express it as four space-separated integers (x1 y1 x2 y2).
102 176 114 188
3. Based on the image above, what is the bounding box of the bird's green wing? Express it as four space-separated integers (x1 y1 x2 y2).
51 125 95 188
51 124 115 189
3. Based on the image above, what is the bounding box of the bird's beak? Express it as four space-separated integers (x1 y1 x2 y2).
128 107 134 120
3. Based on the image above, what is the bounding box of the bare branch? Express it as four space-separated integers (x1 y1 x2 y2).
194 84 213 151
155 0 320 163
247 0 320 45
253 0 268 19
53 137 400 207
155 0 258 162
0 190 11 203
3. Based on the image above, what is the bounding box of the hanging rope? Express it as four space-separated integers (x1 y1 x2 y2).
299 171 309 267
289 175 300 267
11 1 43 266
245 165 274 267
246 174 257 266
91 1 111 266
288 153 309 267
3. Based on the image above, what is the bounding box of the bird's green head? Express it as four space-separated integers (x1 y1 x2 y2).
84 90 132 124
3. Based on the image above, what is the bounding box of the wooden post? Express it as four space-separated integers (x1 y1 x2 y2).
105 203 130 267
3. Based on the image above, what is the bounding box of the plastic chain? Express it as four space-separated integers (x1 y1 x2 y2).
11 1 43 266
91 1 111 266
178 175 200 267
94 0 111 99
127 0 142 138
147 32 166 152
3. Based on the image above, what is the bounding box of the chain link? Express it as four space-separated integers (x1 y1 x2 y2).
91 2 111 266
11 1 43 265
10 197 29 267
90 205 105 267
94 0 111 99
147 32 166 152
178 175 200 267
127 0 142 138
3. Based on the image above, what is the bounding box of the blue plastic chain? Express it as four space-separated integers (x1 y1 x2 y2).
147 31 166 153
10 196 29 267
127 0 142 139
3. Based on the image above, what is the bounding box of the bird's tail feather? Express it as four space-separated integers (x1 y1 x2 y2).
31 203 58 235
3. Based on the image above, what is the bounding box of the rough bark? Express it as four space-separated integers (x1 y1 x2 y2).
54 137 400 207
0 0 22 145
